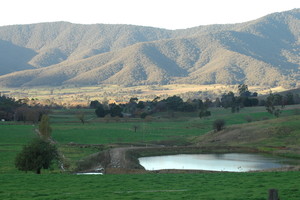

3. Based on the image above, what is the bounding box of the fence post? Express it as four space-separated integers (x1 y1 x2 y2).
268 189 279 200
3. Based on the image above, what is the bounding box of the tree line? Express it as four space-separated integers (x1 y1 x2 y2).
0 94 50 122
1 85 299 123
90 84 300 119
91 95 213 119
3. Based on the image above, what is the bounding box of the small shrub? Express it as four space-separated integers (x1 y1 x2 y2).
199 110 211 118
213 119 225 132
140 112 148 119
244 115 253 123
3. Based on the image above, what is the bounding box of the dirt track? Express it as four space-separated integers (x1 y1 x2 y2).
107 147 144 169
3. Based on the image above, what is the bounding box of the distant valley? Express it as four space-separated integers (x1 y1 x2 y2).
0 9 299 89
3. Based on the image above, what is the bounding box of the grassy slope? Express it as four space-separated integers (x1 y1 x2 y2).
194 114 300 158
0 106 300 199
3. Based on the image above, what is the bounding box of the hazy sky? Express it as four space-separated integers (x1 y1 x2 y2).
1 0 299 29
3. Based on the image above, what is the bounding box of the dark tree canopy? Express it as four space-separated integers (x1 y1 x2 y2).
213 119 225 132
95 104 108 117
137 101 145 109
164 96 183 110
110 104 123 117
95 103 123 118
284 92 294 105
90 100 101 109
221 92 235 109
0 94 23 121
265 92 285 117
221 91 241 113
238 84 250 97
220 84 259 112
15 138 58 174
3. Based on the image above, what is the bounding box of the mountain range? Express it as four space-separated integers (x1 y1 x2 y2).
0 9 299 88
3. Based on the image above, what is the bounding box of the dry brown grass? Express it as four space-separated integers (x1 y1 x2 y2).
0 84 286 106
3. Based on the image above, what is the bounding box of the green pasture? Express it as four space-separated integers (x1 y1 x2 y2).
1 105 299 173
0 125 35 173
51 121 209 145
0 105 300 199
250 115 300 152
49 106 281 145
1 172 300 200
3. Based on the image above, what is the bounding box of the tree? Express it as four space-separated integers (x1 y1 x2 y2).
213 119 225 132
124 98 138 116
265 92 284 117
137 101 145 109
90 100 101 109
214 98 221 107
236 84 259 107
242 98 259 107
221 92 240 113
0 94 23 121
283 92 294 105
129 97 138 103
110 104 123 117
165 95 184 111
221 92 235 108
76 112 85 124
39 115 52 139
238 84 250 97
181 102 197 112
15 138 58 174
14 106 44 123
199 109 211 118
140 112 148 119
95 104 109 118
199 99 211 118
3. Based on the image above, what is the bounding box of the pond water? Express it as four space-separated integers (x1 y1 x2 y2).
138 153 293 172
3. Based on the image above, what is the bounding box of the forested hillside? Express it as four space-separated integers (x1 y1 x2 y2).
0 9 299 87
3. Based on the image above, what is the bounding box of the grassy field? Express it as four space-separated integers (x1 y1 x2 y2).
49 106 280 145
1 105 297 172
0 105 300 199
1 172 300 199
0 124 35 173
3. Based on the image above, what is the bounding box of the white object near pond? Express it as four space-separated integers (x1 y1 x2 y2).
76 172 103 175
138 153 292 172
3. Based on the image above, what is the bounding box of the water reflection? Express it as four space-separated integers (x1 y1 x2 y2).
138 153 291 172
